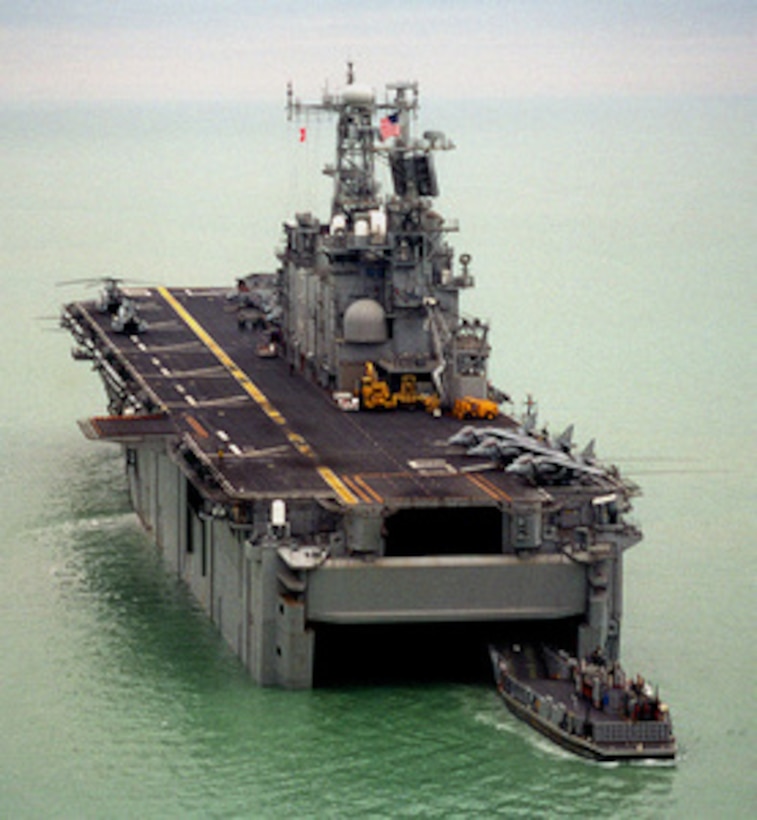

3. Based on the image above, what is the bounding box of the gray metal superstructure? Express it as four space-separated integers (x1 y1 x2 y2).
282 71 487 406
60 71 644 689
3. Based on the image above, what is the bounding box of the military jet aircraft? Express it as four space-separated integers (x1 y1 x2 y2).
447 425 509 449
446 407 544 447
505 439 605 485
452 423 575 464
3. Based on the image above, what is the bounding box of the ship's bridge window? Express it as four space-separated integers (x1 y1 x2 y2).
457 354 485 376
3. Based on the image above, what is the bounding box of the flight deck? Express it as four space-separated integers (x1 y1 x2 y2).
66 286 542 510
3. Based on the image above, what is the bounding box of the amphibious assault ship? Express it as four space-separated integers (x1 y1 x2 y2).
61 70 647 692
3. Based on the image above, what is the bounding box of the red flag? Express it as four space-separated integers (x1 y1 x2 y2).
299 127 307 143
379 113 400 141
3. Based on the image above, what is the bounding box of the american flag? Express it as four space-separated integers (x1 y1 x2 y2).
379 112 401 141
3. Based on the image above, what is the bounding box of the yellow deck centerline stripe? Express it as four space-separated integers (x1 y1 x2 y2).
158 287 357 505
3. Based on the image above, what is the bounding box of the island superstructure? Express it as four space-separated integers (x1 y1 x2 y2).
61 70 643 689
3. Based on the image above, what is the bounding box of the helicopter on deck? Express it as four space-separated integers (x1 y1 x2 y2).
57 276 127 314
111 298 147 334
57 276 148 334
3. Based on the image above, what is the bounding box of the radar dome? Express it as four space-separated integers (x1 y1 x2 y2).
343 298 387 343
342 84 375 106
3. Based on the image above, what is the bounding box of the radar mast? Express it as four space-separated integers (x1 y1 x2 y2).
283 67 486 408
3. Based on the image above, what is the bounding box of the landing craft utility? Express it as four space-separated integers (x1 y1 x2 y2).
490 645 676 761
60 66 672 757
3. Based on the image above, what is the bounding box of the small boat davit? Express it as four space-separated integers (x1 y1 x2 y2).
489 644 676 762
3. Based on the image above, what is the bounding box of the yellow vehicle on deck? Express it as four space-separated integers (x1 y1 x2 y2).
451 395 500 421
360 362 440 414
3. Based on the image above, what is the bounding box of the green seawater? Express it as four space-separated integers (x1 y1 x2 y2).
1 98 755 817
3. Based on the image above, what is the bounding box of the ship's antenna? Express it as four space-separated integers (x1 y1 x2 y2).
347 61 354 84
286 81 293 121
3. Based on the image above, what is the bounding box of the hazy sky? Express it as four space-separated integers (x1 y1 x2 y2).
1 1 755 101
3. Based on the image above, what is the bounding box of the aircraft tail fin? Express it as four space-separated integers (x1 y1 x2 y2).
555 424 574 452
581 438 596 462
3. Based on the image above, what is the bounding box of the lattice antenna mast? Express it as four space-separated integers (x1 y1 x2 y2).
287 66 419 217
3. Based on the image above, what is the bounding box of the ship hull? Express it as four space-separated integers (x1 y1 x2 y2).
123 434 595 686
